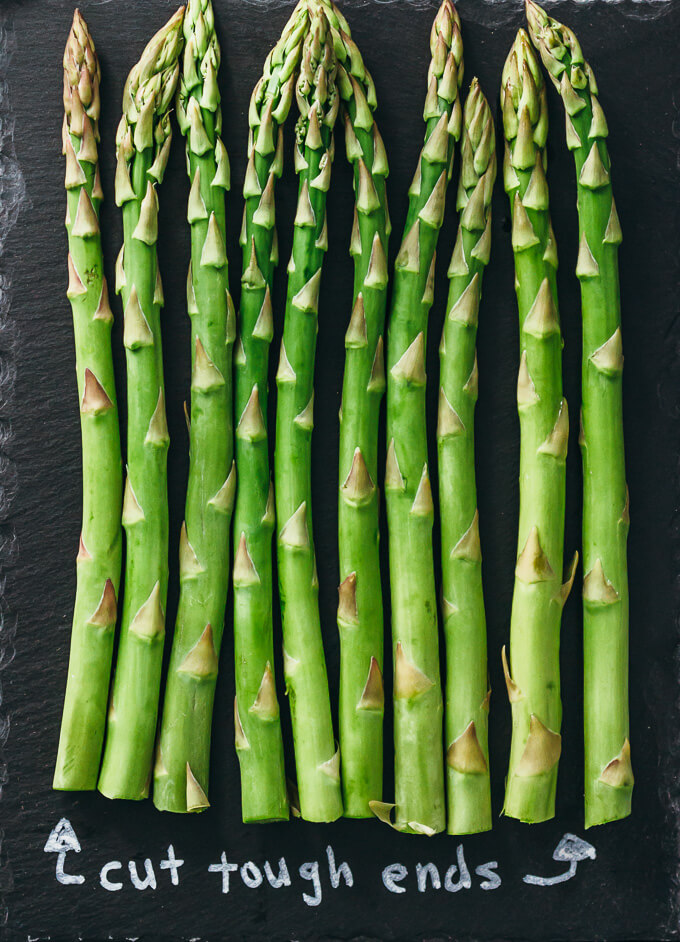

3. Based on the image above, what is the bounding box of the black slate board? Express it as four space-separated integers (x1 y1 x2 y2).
1 0 679 939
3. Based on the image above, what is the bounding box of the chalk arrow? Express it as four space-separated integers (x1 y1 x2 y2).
523 833 596 886
44 818 85 885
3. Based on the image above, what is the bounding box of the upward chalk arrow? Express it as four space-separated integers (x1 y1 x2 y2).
44 818 85 885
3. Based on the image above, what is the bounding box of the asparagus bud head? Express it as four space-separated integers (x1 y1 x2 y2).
460 77 496 190
525 0 588 89
123 7 185 125
501 29 547 155
63 10 101 138
430 0 462 64
296 6 339 136
249 5 309 139
182 0 220 94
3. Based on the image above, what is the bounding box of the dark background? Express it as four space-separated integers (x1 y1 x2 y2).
0 0 678 939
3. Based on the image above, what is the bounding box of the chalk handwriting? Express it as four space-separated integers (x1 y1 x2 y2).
264 858 291 888
160 845 184 886
208 852 238 893
128 859 156 891
43 820 596 905
327 845 353 889
205 845 352 907
299 860 322 907
382 863 408 894
100 861 123 892
445 845 470 892
383 845 499 894
476 862 501 891
240 861 264 889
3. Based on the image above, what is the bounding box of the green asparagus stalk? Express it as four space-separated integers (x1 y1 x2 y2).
381 0 463 835
274 4 343 822
232 4 310 824
315 1 390 818
54 12 123 791
437 78 495 834
153 0 233 814
526 1 632 827
98 8 185 801
501 30 574 823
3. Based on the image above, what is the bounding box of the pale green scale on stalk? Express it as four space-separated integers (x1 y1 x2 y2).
98 8 185 801
153 0 235 814
232 4 310 824
274 7 343 822
501 31 576 824
317 0 390 819
54 12 123 791
378 0 463 836
437 78 495 835
527 1 632 827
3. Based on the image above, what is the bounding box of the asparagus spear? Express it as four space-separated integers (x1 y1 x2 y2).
316 0 390 818
98 8 185 801
501 30 574 823
381 0 463 835
153 0 233 814
437 78 495 834
232 4 310 824
274 4 343 822
54 12 123 791
526 1 632 827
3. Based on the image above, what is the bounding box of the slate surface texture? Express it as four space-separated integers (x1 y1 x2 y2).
0 0 679 940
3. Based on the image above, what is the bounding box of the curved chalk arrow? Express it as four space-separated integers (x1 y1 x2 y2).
523 833 596 886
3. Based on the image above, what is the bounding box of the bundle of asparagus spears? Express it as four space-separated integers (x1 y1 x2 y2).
54 0 631 833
